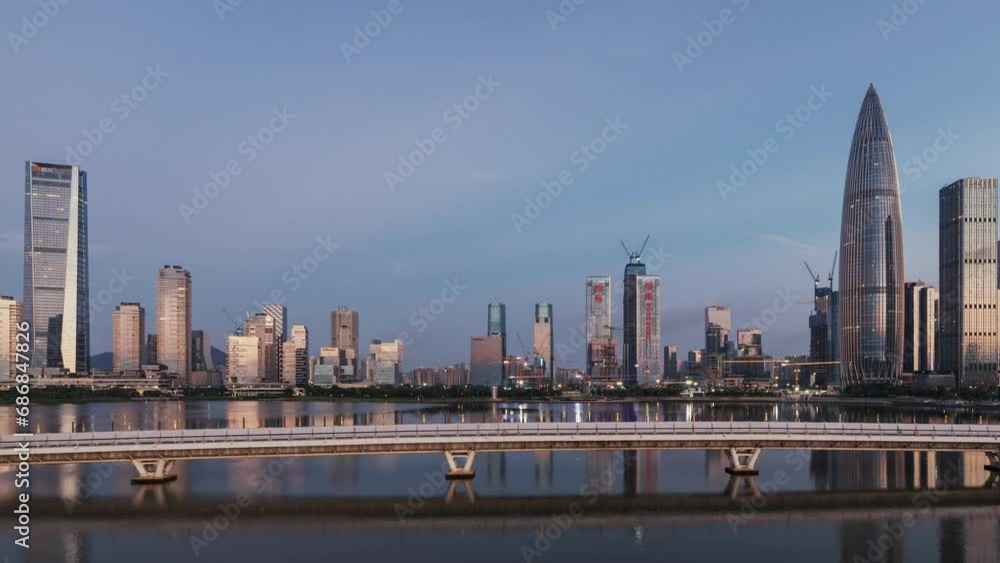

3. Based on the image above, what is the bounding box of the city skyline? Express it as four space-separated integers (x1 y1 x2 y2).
2 3 1000 368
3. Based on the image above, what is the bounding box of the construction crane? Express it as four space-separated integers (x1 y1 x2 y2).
828 251 838 289
221 308 247 336
620 235 650 262
804 261 821 290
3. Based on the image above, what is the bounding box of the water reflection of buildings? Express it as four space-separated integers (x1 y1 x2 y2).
810 450 1000 563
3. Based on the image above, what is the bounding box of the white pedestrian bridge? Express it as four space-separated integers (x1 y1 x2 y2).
2 422 998 483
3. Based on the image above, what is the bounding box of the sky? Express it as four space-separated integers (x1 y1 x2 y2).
2 0 999 369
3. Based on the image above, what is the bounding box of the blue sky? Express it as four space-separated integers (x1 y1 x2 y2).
2 0 999 368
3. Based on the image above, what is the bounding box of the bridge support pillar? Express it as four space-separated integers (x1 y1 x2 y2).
444 451 476 480
724 448 761 476
130 459 177 484
985 452 1000 473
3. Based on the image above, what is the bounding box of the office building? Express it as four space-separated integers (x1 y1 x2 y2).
156 265 192 377
112 303 145 373
903 281 938 375
226 335 262 384
22 162 89 373
0 297 23 379
808 286 834 387
939 177 999 388
191 330 211 372
737 328 762 357
367 339 403 385
633 275 661 384
244 313 279 382
330 307 358 375
663 345 678 381
470 335 503 386
586 276 616 379
839 85 905 387
261 304 287 341
622 255 646 385
281 324 309 387
146 334 158 366
705 306 731 354
533 303 554 385
487 303 506 358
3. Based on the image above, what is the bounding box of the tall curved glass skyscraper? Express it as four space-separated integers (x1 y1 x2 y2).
838 85 904 387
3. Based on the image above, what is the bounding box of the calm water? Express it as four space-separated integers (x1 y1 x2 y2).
1 399 999 563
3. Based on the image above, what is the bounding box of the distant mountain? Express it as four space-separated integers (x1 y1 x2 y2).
90 352 113 371
211 346 227 367
90 346 227 371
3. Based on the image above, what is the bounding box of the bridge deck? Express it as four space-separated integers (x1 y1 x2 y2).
2 422 998 465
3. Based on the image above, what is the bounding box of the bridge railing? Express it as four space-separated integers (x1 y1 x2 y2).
2 422 999 450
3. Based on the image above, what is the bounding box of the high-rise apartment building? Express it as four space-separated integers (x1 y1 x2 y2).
112 302 145 373
470 335 503 387
0 296 23 379
156 265 192 377
533 303 554 385
487 303 506 358
634 275 661 384
23 162 89 373
244 313 279 382
839 85 905 387
282 324 309 387
939 177 998 388
226 335 262 384
586 276 615 379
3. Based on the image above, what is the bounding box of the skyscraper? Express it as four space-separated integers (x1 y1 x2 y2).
808 286 834 387
585 276 616 380
156 265 192 377
470 335 503 387
261 303 288 341
244 313 279 382
903 281 938 375
736 328 762 357
0 296 23 380
622 256 647 385
330 307 358 375
282 324 309 387
939 177 998 388
191 329 211 372
226 335 262 384
23 162 89 373
705 305 731 379
112 302 145 373
146 334 158 367
533 303 554 385
487 303 506 358
839 85 905 387
663 344 678 381
634 275 662 384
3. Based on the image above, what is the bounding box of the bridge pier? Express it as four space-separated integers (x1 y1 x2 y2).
444 451 476 479
130 459 177 484
724 447 762 476
986 452 1000 473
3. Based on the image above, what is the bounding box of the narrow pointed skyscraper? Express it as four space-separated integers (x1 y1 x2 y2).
838 84 905 387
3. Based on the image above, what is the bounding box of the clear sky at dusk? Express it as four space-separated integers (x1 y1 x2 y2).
2 0 999 368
